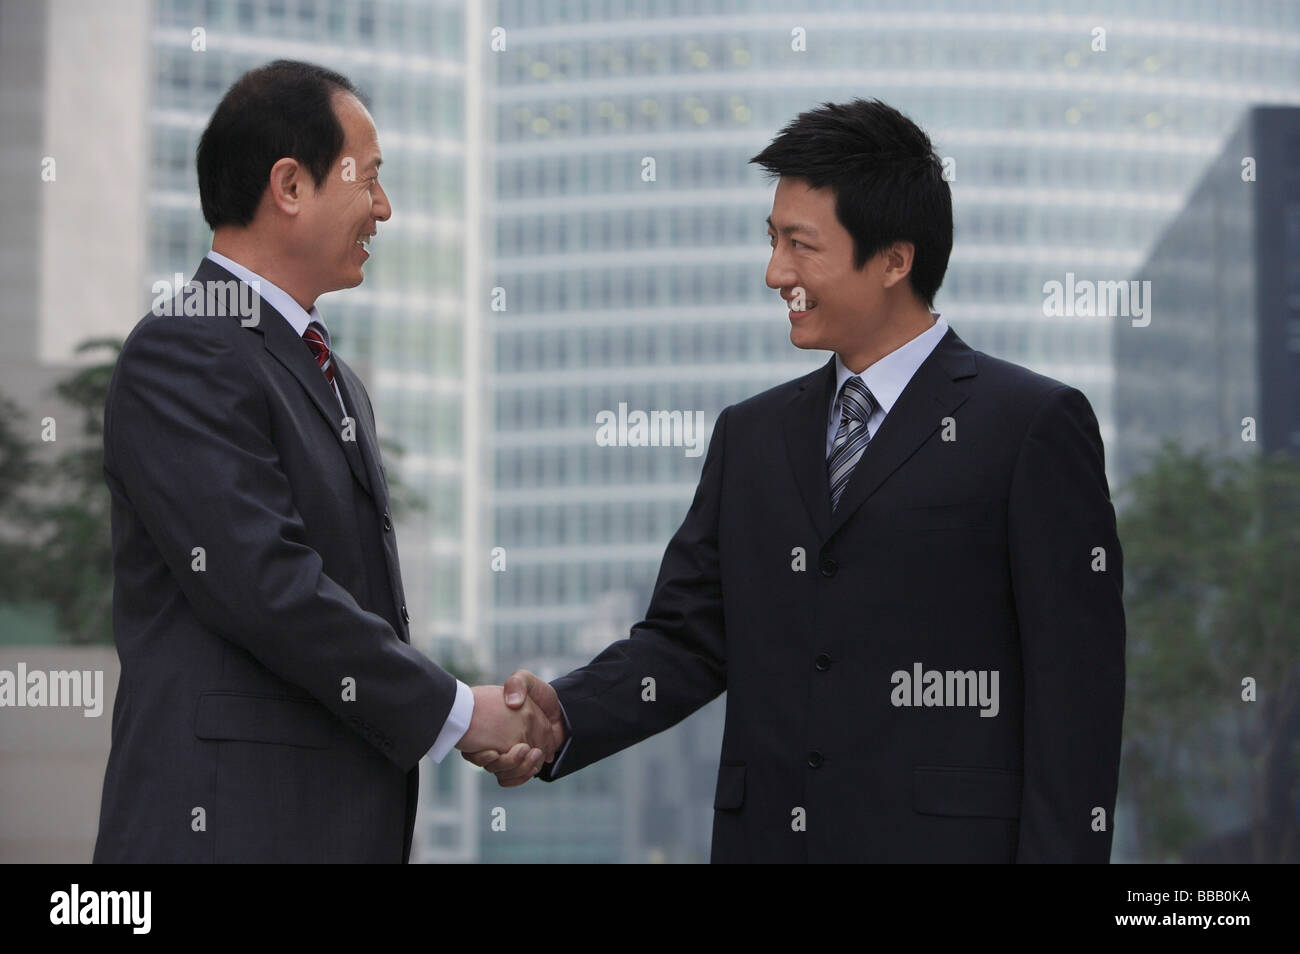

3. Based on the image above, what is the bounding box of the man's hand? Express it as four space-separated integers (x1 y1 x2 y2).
455 685 558 771
461 670 567 787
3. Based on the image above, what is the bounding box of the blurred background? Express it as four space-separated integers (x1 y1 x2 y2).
0 0 1296 863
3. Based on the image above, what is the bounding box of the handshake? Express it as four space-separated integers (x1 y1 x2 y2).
454 670 566 787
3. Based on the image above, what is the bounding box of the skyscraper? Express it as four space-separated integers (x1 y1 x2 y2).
1115 105 1300 485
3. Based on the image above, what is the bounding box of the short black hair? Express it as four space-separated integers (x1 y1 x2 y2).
197 59 363 229
750 98 952 310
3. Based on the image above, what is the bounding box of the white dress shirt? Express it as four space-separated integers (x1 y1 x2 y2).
203 249 473 764
827 313 949 457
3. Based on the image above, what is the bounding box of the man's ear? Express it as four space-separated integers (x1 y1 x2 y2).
267 157 306 216
881 240 916 291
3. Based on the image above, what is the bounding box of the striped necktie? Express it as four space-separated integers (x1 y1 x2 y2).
827 376 877 512
302 321 335 386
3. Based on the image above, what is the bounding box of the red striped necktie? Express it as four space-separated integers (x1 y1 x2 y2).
302 321 335 386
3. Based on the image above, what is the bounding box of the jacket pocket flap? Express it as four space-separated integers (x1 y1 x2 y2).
913 765 1022 818
713 761 746 810
194 691 336 749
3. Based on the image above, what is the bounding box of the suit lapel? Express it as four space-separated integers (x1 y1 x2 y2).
782 356 838 540
826 327 975 537
192 257 374 498
783 326 979 541
333 359 386 509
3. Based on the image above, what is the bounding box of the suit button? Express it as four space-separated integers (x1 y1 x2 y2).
819 556 837 577
807 751 824 769
401 604 409 624
814 653 832 671
383 512 392 531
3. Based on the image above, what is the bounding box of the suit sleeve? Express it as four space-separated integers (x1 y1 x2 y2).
106 318 457 771
539 406 731 781
1007 385 1126 862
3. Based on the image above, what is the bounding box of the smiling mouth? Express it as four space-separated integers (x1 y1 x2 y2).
356 233 373 249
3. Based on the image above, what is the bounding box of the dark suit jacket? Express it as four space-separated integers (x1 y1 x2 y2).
93 257 455 863
540 325 1126 863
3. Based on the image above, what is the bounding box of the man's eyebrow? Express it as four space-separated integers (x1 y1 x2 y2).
765 216 818 238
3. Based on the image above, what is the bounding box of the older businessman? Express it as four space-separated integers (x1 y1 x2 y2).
94 60 554 863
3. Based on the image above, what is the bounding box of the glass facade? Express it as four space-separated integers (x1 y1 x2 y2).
1116 105 1300 484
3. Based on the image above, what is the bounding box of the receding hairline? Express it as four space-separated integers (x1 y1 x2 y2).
330 89 383 170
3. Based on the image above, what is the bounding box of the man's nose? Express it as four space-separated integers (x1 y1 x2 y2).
766 249 796 292
373 181 392 222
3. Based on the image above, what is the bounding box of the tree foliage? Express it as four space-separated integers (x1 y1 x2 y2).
1117 441 1300 861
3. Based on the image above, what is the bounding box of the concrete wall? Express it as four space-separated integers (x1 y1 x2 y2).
0 647 119 862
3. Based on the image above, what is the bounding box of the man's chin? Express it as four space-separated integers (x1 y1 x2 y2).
789 328 827 351
317 272 366 297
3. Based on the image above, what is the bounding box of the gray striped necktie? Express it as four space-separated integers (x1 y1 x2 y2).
827 376 877 512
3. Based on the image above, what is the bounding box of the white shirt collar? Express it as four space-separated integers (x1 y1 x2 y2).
205 249 329 345
830 313 949 422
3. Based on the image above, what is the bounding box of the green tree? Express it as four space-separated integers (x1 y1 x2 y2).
23 338 122 644
1117 441 1300 861
0 391 40 594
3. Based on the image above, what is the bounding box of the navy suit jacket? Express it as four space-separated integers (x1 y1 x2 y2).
93 257 455 863
540 325 1126 863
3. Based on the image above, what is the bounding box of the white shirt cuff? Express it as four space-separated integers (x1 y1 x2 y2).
427 679 474 763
